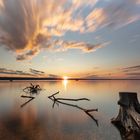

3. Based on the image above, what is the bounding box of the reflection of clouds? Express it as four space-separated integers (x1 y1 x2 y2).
0 100 97 140
0 106 46 140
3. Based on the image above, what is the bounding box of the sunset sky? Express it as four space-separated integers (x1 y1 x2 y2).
0 0 140 79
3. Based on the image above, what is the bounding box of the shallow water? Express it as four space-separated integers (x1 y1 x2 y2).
0 80 140 140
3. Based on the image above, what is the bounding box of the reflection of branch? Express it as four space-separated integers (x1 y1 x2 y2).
48 92 98 126
20 95 35 108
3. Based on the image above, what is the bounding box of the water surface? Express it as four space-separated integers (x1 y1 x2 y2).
0 80 140 140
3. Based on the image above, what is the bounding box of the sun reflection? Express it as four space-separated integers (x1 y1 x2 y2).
63 76 68 90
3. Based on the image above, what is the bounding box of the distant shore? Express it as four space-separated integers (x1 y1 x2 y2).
0 77 140 81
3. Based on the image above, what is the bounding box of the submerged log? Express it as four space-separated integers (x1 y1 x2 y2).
111 92 140 139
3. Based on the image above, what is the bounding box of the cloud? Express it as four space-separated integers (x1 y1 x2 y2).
85 8 107 32
0 68 34 76
125 72 140 79
47 74 60 78
0 67 62 78
30 68 45 75
135 0 140 4
126 72 140 76
82 74 102 79
118 65 140 79
72 0 98 7
0 0 99 60
122 65 140 72
16 48 40 61
0 0 51 60
85 0 140 31
0 0 138 60
51 40 110 53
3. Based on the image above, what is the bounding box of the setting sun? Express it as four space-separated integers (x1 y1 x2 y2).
63 76 68 80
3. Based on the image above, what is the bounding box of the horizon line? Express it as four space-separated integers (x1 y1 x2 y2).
0 77 140 81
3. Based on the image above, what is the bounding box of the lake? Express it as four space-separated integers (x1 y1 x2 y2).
0 80 140 140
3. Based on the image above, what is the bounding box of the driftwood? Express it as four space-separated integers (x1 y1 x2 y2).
48 92 98 126
23 83 41 94
20 95 35 108
21 84 42 108
111 92 140 139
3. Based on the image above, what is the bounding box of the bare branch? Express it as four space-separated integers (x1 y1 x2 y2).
56 98 90 101
48 91 59 99
21 95 35 99
48 92 98 126
20 95 35 108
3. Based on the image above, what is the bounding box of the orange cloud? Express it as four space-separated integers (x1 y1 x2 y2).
0 0 87 60
50 40 110 53
85 8 107 32
0 0 139 61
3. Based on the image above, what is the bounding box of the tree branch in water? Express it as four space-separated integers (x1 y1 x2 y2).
20 95 35 108
48 92 98 126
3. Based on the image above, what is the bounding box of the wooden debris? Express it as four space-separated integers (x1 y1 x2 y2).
21 83 42 108
23 83 41 94
20 95 35 108
48 92 98 126
21 95 35 99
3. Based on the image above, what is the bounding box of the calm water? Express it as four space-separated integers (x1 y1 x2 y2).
0 80 140 140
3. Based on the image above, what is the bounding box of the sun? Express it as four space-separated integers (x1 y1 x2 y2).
63 76 68 80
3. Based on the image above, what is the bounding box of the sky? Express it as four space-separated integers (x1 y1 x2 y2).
0 0 140 79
